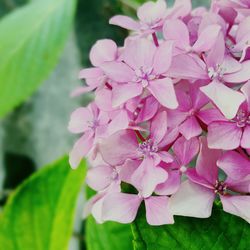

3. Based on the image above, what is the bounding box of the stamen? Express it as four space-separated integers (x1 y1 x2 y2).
138 139 158 157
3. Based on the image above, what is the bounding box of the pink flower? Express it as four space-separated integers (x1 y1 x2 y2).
101 38 178 109
207 81 250 150
170 138 250 223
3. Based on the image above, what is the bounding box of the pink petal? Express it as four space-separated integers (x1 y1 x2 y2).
90 39 117 67
241 81 250 108
131 158 168 198
207 121 242 150
69 132 94 169
157 151 173 163
137 0 167 24
168 54 207 80
153 41 173 75
155 170 181 195
167 0 191 19
148 78 178 109
79 67 103 80
100 62 134 82
179 116 202 140
145 196 174 226
118 159 140 184
196 108 226 125
95 87 113 111
86 165 114 191
224 60 250 83
112 83 143 108
173 136 200 165
196 137 221 184
150 111 168 144
98 130 138 166
163 19 189 50
220 195 250 223
200 80 245 119
192 25 221 53
107 110 129 135
122 39 156 69
102 193 142 223
68 107 93 133
217 151 250 180
169 180 215 218
71 86 96 97
241 126 250 149
109 15 140 31
221 56 242 74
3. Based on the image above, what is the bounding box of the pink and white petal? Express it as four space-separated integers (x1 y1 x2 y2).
163 19 189 49
217 151 250 180
92 196 106 223
179 116 202 140
109 15 140 31
69 133 94 169
150 111 168 144
118 159 141 184
207 121 242 150
107 110 129 135
205 32 225 68
236 16 250 42
167 0 192 19
131 158 168 198
157 151 173 163
196 108 226 125
83 193 104 219
145 196 174 226
241 126 250 149
168 54 208 80
158 127 179 148
100 61 134 82
98 130 138 166
226 176 250 193
241 81 250 109
95 87 113 111
220 195 250 223
122 39 156 69
112 83 143 108
200 80 245 119
196 137 221 184
155 170 181 195
173 136 200 165
90 39 117 67
102 193 142 223
68 107 93 133
79 67 103 80
86 165 114 191
224 60 250 83
153 41 173 75
137 0 167 23
148 78 178 109
169 180 215 218
221 56 242 74
192 25 221 53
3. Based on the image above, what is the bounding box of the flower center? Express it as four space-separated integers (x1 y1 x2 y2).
234 109 250 128
87 119 99 129
138 139 158 157
208 64 226 80
134 67 156 87
214 180 227 195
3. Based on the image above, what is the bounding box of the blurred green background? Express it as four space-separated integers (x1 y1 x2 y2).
0 1 212 250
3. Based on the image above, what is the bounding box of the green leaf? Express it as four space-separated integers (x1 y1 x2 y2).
0 0 76 119
0 156 86 250
132 206 250 250
86 216 133 250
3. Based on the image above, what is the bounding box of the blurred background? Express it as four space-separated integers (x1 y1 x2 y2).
0 0 209 249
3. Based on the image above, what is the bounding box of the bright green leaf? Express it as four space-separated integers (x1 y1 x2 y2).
132 206 250 250
0 156 86 250
86 216 133 250
0 0 76 118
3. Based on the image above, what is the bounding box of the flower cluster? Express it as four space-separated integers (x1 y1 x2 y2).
69 0 250 225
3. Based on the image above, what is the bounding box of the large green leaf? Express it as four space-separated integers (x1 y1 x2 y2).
0 0 76 119
86 216 133 250
0 156 86 250
132 206 250 250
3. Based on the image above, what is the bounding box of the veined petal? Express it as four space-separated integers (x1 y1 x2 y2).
179 116 202 140
200 80 245 119
224 61 250 83
241 126 250 149
207 121 242 150
169 180 215 218
145 196 174 226
102 193 142 223
148 78 178 109
109 15 140 31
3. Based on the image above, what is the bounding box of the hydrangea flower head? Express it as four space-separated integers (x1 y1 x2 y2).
69 0 250 225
